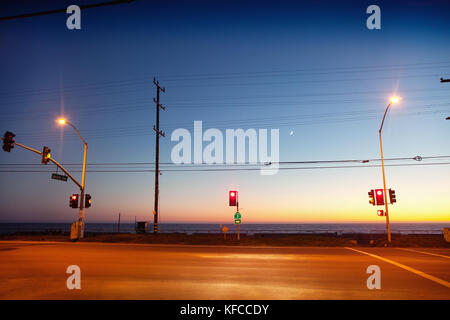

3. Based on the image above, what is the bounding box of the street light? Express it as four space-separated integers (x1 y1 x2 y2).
57 118 88 240
378 96 400 245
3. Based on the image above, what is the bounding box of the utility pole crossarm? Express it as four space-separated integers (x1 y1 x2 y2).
440 77 450 83
153 98 166 110
153 77 166 92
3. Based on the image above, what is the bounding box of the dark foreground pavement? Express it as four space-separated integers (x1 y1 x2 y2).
0 241 448 299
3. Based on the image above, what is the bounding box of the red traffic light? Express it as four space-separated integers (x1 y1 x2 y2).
229 190 237 206
375 189 384 206
377 210 385 216
70 194 79 208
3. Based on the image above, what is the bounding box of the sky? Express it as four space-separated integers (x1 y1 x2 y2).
0 0 449 224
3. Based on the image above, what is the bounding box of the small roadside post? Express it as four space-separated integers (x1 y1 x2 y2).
221 225 229 240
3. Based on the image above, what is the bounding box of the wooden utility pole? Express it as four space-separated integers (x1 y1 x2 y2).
153 78 166 234
117 213 121 233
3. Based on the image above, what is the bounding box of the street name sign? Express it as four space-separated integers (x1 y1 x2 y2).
51 173 68 182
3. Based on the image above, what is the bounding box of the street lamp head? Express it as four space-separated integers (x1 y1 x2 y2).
57 118 67 125
390 96 401 104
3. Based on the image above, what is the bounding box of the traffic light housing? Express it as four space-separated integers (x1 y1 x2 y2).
85 194 92 208
70 194 79 208
42 146 51 164
368 190 375 206
389 189 396 204
229 190 237 206
2 131 15 152
375 189 384 206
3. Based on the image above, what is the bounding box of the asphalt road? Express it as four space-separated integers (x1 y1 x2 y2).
0 241 449 299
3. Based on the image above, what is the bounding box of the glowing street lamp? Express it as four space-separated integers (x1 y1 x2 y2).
378 96 401 245
58 118 88 240
390 96 400 104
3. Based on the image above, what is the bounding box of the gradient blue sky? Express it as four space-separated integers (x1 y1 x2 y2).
0 0 449 223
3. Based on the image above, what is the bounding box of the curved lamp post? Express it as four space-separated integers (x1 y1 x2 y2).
58 118 88 240
379 96 400 245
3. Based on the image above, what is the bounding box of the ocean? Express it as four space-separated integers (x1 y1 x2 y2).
0 222 448 235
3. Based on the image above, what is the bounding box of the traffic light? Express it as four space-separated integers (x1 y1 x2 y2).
229 190 237 206
368 190 375 206
389 189 396 204
2 131 15 152
377 209 384 216
85 194 92 208
42 146 51 164
70 194 79 208
375 189 384 206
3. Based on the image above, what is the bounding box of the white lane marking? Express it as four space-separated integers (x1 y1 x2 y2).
346 247 450 289
397 248 450 259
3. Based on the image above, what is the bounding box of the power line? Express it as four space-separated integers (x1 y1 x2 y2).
1 162 449 173
2 93 450 124
0 0 135 21
1 155 448 167
8 103 447 135
6 107 449 143
1 73 448 107
1 60 448 99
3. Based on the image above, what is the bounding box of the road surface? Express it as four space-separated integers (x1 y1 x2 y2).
0 241 449 299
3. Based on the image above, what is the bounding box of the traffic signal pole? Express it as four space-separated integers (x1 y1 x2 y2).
237 201 240 240
61 121 88 240
153 78 166 234
2 136 87 240
78 141 88 239
379 102 392 245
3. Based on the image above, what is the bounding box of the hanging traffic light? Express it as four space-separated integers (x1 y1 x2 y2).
368 190 375 206
229 190 237 206
389 189 396 204
85 194 92 208
375 189 384 206
70 194 79 208
42 146 51 164
377 209 384 216
2 131 15 152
